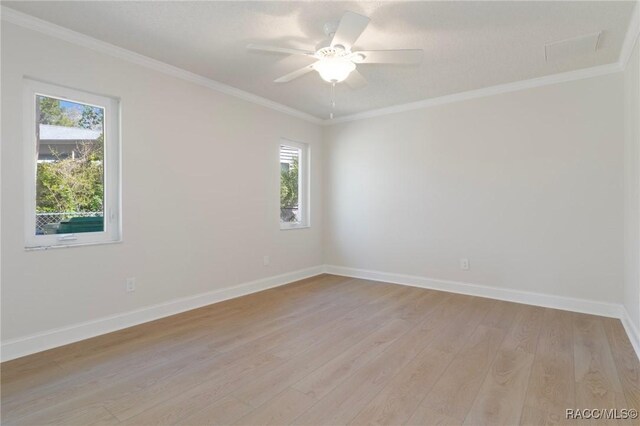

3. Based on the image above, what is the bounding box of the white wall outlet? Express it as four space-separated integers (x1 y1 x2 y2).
126 277 136 292
263 256 270 266
460 258 470 270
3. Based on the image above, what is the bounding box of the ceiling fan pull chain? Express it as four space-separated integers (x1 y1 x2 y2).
330 82 336 119
331 82 336 108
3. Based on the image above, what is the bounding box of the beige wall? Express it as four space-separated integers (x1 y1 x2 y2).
1 23 323 341
324 74 625 304
624 35 640 331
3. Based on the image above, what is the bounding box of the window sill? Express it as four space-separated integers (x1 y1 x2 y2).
280 224 310 231
25 239 123 251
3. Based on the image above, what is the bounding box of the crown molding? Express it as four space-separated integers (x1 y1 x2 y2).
325 0 638 125
0 6 324 125
324 61 623 125
2 5 635 128
326 1 638 125
620 0 640 69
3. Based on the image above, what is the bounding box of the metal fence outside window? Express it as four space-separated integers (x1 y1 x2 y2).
35 212 103 234
280 206 299 223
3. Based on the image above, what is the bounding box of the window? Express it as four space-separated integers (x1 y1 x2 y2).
280 140 309 229
24 80 120 248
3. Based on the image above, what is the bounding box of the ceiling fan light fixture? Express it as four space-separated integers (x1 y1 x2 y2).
314 57 356 83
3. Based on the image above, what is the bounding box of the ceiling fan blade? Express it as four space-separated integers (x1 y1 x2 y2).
330 11 370 50
247 44 315 56
274 64 316 83
354 50 423 64
345 69 367 89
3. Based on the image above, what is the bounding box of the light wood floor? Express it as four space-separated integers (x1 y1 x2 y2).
1 274 639 426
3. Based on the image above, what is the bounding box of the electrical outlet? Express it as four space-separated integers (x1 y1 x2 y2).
126 277 136 292
460 258 470 270
263 256 270 266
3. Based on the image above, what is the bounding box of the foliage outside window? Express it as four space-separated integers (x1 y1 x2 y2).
280 156 299 222
280 142 308 229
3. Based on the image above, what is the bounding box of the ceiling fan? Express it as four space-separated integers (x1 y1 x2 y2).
247 11 423 89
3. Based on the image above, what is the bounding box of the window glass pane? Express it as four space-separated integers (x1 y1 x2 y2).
280 145 301 223
35 95 105 235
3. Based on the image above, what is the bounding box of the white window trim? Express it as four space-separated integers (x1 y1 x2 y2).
279 139 310 230
23 79 121 249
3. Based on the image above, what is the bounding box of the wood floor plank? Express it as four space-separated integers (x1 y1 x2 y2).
290 317 414 401
406 406 463 426
428 296 496 355
347 294 481 425
602 317 640 411
268 283 420 360
520 405 571 426
297 293 492 425
417 325 507 421
293 321 433 425
233 387 316 426
390 287 443 323
573 314 628 415
348 347 451 425
232 288 433 408
461 305 542 425
0 360 68 397
118 366 255 425
107 281 415 422
523 308 575 418
463 349 535 425
1 346 209 422
481 299 522 330
115 351 280 424
111 284 415 423
177 396 252 426
500 305 544 354
2 330 215 410
213 284 384 359
2 275 638 426
4 403 120 426
104 350 280 421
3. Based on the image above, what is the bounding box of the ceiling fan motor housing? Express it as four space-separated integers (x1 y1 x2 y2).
316 45 349 58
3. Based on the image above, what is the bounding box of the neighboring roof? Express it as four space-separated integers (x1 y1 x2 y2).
39 124 101 141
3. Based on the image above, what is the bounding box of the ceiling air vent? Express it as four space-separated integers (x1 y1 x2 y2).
545 31 601 62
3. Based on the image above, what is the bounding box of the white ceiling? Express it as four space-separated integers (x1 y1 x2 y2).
4 1 636 119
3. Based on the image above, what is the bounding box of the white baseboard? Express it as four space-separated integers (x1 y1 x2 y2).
324 264 640 361
621 307 640 361
0 266 325 362
324 265 622 318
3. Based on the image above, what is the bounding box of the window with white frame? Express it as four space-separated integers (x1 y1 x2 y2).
280 140 309 229
24 79 120 248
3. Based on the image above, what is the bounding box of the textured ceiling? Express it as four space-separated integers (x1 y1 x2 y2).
3 1 636 119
